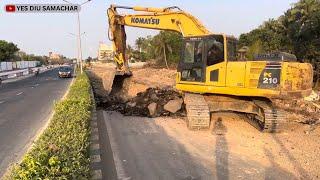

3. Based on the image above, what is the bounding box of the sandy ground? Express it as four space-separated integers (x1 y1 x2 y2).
160 112 320 179
89 63 320 179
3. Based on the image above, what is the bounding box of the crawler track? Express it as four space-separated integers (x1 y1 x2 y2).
184 93 210 130
253 100 287 132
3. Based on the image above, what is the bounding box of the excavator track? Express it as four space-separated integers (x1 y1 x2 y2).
253 100 287 133
184 93 210 130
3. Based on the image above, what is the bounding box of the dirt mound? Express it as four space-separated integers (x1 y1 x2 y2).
98 87 186 117
273 97 320 133
274 99 320 118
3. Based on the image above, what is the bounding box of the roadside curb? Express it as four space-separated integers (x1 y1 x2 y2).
89 83 103 180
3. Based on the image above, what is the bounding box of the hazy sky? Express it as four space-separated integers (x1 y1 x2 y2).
0 0 298 59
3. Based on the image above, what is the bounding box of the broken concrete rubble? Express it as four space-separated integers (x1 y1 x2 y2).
148 102 157 117
164 98 183 113
96 87 185 117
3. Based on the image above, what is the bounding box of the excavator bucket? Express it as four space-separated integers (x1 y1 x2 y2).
111 70 132 94
103 66 132 96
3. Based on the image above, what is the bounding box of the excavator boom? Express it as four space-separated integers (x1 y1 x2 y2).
107 4 211 73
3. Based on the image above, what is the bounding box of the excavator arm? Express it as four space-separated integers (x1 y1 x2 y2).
107 4 211 74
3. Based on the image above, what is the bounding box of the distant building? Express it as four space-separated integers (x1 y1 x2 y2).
49 52 62 60
98 43 113 61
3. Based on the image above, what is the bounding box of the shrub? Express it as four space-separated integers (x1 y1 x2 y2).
11 72 92 179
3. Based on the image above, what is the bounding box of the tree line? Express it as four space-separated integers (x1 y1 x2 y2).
239 0 320 65
128 31 182 68
132 0 319 71
0 39 62 65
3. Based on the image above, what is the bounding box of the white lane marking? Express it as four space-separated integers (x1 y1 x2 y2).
16 92 23 96
0 101 5 104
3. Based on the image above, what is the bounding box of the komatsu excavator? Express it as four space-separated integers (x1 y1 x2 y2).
107 5 313 132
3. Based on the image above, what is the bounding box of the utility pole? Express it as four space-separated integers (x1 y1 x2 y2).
68 32 85 71
63 0 92 73
77 12 83 73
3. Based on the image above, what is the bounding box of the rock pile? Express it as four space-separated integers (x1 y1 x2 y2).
99 87 185 117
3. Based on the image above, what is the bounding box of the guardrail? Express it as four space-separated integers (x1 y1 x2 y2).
0 67 48 81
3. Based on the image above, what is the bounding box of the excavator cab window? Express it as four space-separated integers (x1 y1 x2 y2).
206 36 224 66
184 41 203 63
227 38 238 61
179 35 225 82
179 39 205 82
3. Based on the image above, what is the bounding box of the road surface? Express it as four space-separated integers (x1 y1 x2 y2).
96 111 302 180
0 68 73 177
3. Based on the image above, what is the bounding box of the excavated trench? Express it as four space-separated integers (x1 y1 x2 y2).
89 73 186 118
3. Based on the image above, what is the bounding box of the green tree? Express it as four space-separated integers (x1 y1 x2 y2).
126 45 134 59
153 33 172 69
239 0 320 63
135 37 145 52
247 40 264 60
151 31 182 67
0 40 19 61
134 31 183 65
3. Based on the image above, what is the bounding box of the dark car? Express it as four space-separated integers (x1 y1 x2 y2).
58 66 73 78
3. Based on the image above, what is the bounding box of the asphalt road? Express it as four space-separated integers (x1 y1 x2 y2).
99 111 212 180
0 68 73 177
97 111 297 180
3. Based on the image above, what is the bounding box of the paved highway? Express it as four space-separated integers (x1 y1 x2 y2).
0 68 72 177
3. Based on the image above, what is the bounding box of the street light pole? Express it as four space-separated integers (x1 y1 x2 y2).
68 32 85 70
77 11 83 73
63 0 92 73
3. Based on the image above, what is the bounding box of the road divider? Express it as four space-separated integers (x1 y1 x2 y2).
10 72 93 179
0 67 50 83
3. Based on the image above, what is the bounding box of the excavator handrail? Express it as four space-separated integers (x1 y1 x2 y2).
110 4 182 13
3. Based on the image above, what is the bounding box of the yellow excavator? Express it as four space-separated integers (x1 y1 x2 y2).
107 5 313 132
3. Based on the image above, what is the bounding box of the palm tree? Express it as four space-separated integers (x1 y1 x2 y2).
126 45 133 59
153 33 171 69
135 37 145 53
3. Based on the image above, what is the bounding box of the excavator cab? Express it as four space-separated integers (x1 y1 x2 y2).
176 34 313 99
177 34 229 87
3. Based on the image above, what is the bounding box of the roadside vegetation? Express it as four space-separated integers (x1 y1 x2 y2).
129 31 182 68
10 72 92 179
0 40 74 65
239 0 320 83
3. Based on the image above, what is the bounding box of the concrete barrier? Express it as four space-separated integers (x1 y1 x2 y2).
0 67 48 81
